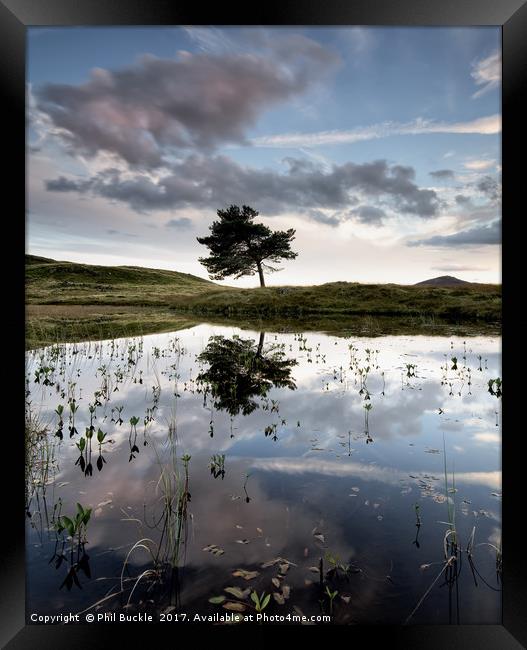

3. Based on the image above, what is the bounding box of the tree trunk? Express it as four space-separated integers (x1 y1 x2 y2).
256 262 265 287
256 331 265 357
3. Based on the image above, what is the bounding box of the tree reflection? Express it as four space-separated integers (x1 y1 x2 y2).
196 333 297 417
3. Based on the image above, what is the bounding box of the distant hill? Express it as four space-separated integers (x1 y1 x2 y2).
415 275 472 287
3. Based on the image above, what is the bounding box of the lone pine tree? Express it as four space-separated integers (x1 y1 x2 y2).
197 205 297 287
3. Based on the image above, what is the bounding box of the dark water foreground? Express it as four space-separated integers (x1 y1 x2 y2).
25 324 501 625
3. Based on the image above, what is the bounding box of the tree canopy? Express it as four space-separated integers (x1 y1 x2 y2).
197 205 297 287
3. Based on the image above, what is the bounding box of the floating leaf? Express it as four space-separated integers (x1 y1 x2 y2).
232 569 259 581
203 544 225 556
224 587 250 600
261 557 296 569
208 595 226 604
223 602 246 612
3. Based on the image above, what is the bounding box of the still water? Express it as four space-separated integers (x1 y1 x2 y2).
26 324 501 624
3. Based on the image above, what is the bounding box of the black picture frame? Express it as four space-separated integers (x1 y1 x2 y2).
2 0 525 647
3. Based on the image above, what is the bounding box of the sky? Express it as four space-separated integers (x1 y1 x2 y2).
26 26 501 286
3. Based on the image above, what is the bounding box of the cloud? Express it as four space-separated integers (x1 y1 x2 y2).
251 458 501 489
106 229 138 238
471 49 501 98
45 155 441 218
455 194 472 206
431 264 489 272
250 114 501 148
463 159 496 171
350 205 386 225
33 41 338 169
166 217 192 229
182 26 237 55
308 210 341 227
408 219 500 247
472 432 500 444
429 169 455 179
477 175 501 202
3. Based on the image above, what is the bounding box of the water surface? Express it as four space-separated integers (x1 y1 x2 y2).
26 325 501 624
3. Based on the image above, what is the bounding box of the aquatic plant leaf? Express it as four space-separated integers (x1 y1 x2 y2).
273 593 285 605
203 544 225 556
271 578 281 589
232 569 259 581
61 516 75 537
60 570 74 591
223 602 246 612
261 557 295 569
78 553 91 579
209 595 226 604
224 587 250 600
71 569 81 589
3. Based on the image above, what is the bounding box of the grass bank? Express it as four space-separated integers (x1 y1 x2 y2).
26 305 199 349
26 255 501 347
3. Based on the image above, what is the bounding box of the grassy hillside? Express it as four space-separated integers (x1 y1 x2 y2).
26 255 220 304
